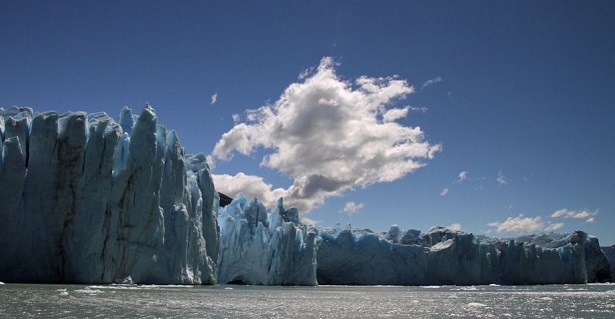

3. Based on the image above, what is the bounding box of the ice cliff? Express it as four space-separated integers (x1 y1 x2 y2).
217 194 317 285
0 105 218 284
600 245 615 282
1 106 611 286
316 225 612 285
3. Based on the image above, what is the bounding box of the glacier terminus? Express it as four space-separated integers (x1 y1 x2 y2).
0 106 611 285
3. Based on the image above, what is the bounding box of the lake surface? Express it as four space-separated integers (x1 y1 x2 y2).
1 283 614 318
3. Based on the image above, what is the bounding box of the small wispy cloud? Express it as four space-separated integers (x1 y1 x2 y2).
231 113 241 124
455 171 469 183
409 106 428 113
497 170 508 185
488 214 545 233
545 222 565 231
421 76 443 89
551 208 598 223
447 223 462 232
342 201 365 215
440 188 449 196
210 92 218 105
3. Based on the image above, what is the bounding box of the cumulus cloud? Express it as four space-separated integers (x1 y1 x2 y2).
212 57 441 212
211 92 218 105
447 223 462 232
488 214 545 233
440 188 449 196
421 76 442 89
342 201 365 215
551 208 598 223
496 170 508 185
212 173 287 209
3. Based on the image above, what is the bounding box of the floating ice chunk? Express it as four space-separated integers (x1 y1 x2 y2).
75 287 103 294
453 286 479 291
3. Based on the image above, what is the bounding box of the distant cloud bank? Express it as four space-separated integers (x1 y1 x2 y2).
488 208 598 234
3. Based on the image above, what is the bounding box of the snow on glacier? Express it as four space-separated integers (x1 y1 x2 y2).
0 105 218 284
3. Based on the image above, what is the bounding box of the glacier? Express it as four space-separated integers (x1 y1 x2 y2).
316 225 612 285
0 105 218 284
0 105 611 286
216 194 317 285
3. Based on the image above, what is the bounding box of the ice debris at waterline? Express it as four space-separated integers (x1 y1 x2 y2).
0 105 218 284
1 106 612 286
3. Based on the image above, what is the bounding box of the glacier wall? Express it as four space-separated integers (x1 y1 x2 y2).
0 105 218 284
217 194 317 285
1 105 611 286
316 225 612 285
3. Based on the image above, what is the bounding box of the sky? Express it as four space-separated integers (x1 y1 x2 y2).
1 1 614 244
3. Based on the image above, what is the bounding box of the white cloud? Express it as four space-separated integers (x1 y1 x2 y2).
488 214 545 233
545 222 565 231
300 216 319 226
456 171 469 183
447 223 462 232
342 201 365 214
231 113 241 124
211 92 218 105
382 107 409 122
551 208 598 223
410 106 428 113
420 76 443 89
440 188 449 196
205 155 215 170
497 170 508 185
212 173 287 209
212 57 441 212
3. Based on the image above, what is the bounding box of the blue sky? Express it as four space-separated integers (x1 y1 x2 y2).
2 1 614 244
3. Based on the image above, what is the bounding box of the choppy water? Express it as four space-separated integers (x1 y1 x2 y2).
1 282 614 318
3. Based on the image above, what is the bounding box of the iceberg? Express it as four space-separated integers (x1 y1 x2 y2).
0 105 217 284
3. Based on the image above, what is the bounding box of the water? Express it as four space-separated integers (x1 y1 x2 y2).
1 283 614 318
